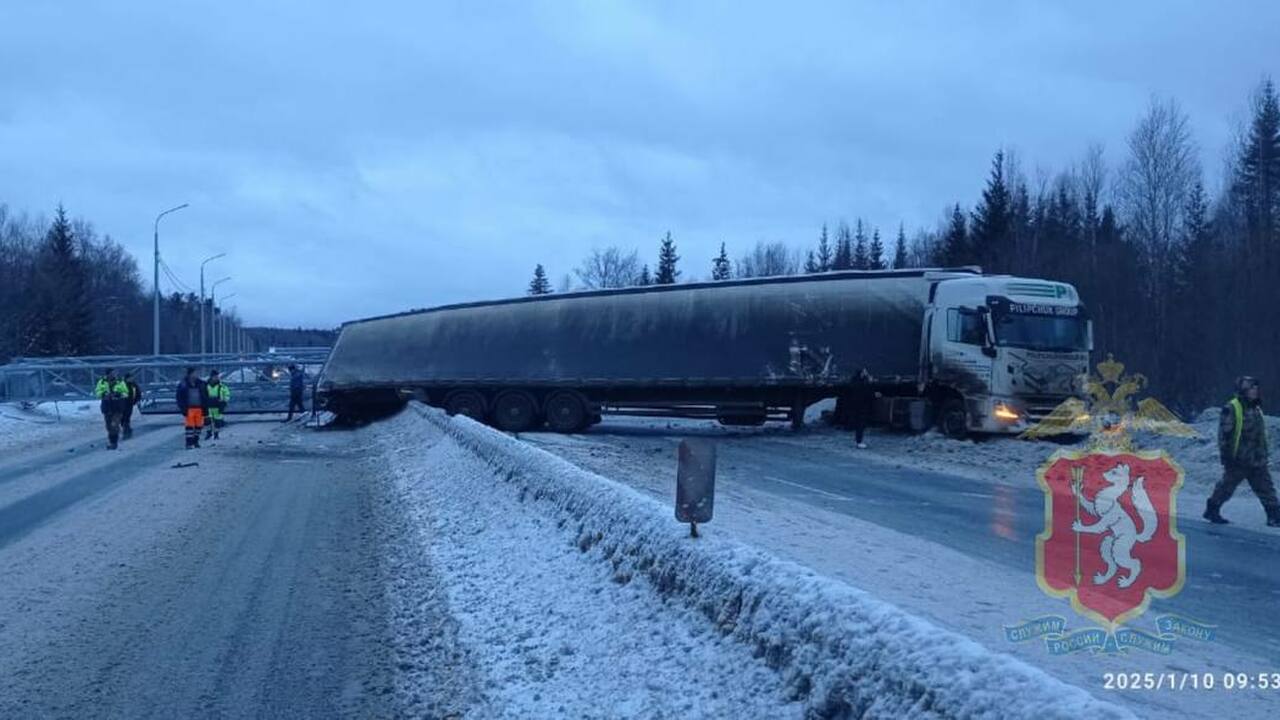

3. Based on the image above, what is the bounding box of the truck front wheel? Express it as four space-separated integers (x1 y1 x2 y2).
938 399 968 439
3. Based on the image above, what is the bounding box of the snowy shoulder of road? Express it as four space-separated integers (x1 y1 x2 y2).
522 412 1280 720
380 405 1130 719
0 401 99 454
379 410 806 718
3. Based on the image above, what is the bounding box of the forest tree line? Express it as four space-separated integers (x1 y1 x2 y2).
0 204 333 363
532 80 1280 414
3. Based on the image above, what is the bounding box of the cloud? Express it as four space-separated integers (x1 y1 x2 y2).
1 1 1276 326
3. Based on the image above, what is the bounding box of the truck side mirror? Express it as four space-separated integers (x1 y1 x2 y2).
979 307 998 357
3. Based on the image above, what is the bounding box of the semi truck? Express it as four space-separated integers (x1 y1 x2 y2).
315 268 1092 436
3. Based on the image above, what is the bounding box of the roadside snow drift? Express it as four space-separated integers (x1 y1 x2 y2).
387 404 1131 719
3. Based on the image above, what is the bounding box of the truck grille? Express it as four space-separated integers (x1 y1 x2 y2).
1022 395 1073 422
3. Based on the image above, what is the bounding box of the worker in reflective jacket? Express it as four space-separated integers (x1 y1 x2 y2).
121 371 143 439
175 367 210 449
205 370 231 440
94 368 130 450
1205 376 1279 527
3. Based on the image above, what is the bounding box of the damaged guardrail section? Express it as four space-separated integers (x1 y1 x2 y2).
409 404 1131 719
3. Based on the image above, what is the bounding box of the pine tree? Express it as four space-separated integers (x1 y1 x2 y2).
852 219 869 269
638 264 653 285
1168 180 1218 408
892 224 909 269
868 227 885 270
941 204 969 266
815 224 833 271
655 231 680 284
1236 78 1279 239
25 205 93 355
832 222 853 270
1174 181 1213 292
970 150 1014 271
803 250 820 273
711 242 731 280
527 263 552 295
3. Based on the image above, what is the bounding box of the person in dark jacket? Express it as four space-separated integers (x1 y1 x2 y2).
848 368 877 449
175 367 210 449
1204 376 1279 527
285 364 306 421
121 372 143 439
94 368 130 450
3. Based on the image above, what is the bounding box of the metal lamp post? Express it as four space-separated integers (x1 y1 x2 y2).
218 295 237 354
210 277 231 355
200 253 226 358
152 203 189 356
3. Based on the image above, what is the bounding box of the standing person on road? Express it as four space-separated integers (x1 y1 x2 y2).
285 364 306 422
176 367 210 449
1204 376 1280 527
849 367 876 449
121 372 143 440
94 368 130 450
205 370 231 440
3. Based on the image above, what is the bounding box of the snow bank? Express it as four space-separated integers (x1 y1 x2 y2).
0 401 99 454
404 404 1131 720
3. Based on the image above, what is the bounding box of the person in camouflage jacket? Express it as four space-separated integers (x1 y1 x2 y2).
1205 376 1280 527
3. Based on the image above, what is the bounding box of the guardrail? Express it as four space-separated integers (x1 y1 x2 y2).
0 348 329 414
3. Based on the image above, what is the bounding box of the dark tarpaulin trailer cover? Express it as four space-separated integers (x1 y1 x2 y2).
320 271 936 391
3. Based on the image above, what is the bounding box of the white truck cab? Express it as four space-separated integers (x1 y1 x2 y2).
923 275 1091 436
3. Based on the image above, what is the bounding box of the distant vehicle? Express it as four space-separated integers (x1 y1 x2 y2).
316 268 1091 436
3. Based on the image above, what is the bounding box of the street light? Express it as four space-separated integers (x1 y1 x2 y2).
153 203 189 356
217 295 237 354
200 253 226 357
210 277 231 355
226 301 239 356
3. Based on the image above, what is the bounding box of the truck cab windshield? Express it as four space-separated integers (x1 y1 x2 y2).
993 313 1089 352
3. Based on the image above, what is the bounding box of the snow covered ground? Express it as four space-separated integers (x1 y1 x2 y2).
524 412 1280 720
385 404 1130 719
380 411 806 718
1 400 1269 718
814 408 1280 529
0 401 100 455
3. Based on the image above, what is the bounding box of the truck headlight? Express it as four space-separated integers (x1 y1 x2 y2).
994 403 1020 421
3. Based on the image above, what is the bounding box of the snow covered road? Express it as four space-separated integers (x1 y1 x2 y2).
525 419 1280 720
0 416 400 718
1 402 1257 718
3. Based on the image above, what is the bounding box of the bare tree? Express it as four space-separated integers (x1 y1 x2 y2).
574 246 641 289
1078 143 1108 221
1118 97 1201 263
735 241 799 278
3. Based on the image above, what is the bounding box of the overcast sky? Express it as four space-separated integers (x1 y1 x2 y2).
2 1 1276 327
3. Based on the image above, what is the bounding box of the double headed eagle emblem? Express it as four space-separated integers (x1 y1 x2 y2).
1022 355 1196 448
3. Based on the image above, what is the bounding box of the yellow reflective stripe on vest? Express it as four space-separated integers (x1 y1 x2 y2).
1230 397 1244 457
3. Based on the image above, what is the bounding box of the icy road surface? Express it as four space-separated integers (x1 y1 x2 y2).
525 419 1280 720
0 416 399 717
0 410 805 718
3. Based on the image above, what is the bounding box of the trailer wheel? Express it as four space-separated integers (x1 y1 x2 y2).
544 390 588 433
444 390 487 422
492 391 537 432
938 399 968 439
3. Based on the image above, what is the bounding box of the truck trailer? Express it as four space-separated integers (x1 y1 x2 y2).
316 268 1091 435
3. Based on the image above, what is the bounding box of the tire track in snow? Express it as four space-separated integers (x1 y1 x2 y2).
0 422 166 487
0 426 180 548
